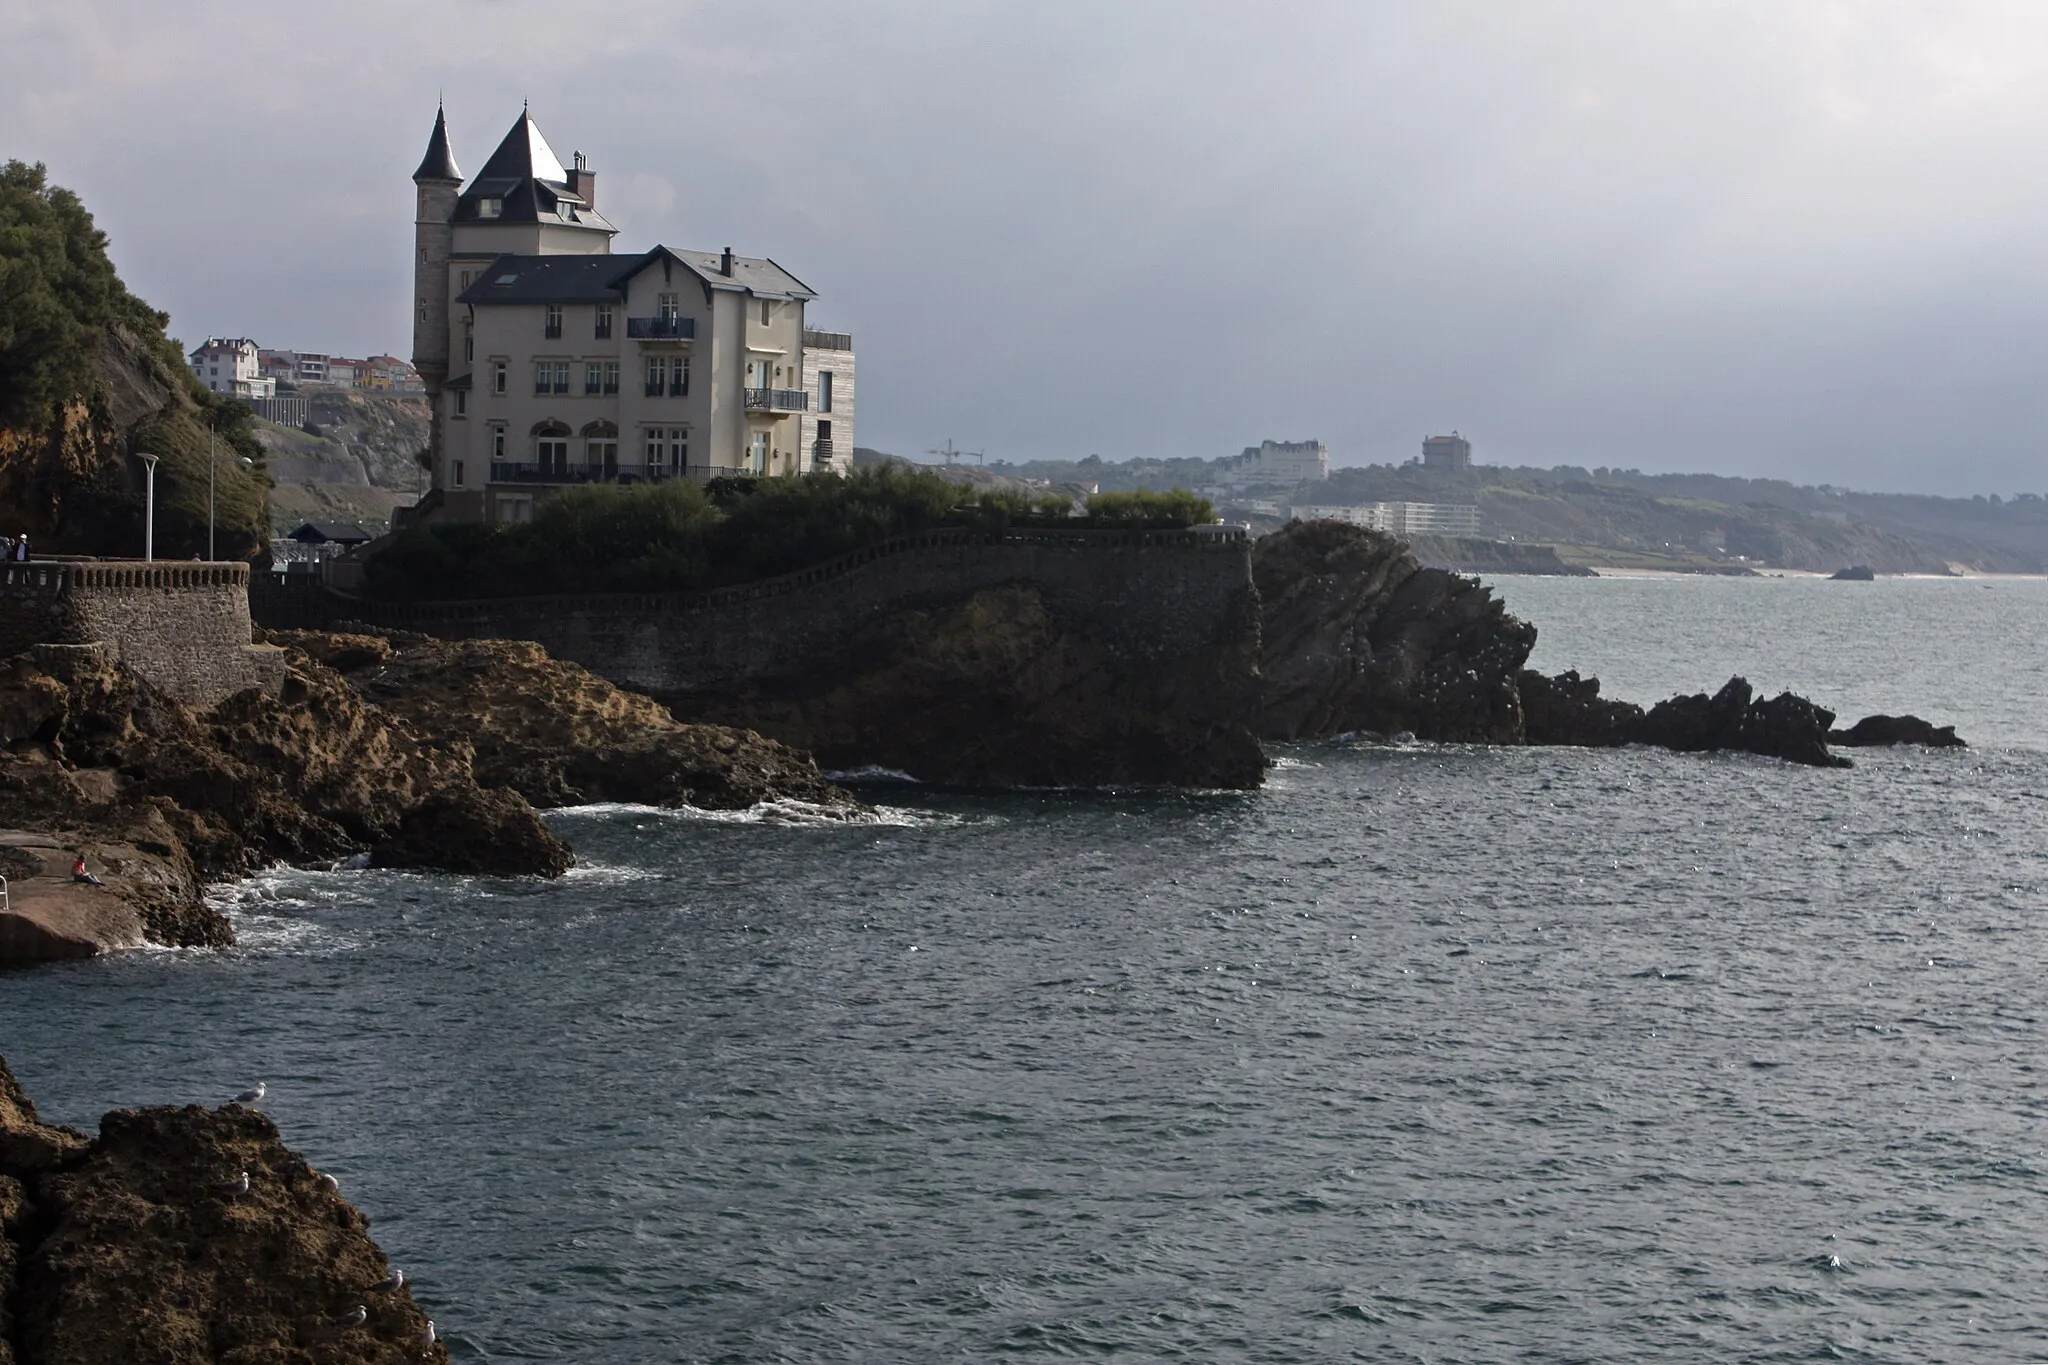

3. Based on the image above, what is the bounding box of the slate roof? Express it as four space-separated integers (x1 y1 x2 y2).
412 105 461 183
456 246 815 307
453 110 615 234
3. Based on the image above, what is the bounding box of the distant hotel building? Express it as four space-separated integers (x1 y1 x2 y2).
1422 432 1472 471
1215 439 1329 490
188 338 275 399
407 105 854 524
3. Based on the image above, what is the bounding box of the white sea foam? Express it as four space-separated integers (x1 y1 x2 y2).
563 861 666 885
548 799 963 828
822 765 923 784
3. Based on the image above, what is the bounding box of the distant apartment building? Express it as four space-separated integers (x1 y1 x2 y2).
187 338 276 399
1215 439 1330 490
257 350 333 386
408 104 857 523
1422 432 1472 471
1290 501 1483 537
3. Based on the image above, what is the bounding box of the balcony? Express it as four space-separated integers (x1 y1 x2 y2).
812 439 834 465
491 461 720 486
744 388 809 414
627 316 696 340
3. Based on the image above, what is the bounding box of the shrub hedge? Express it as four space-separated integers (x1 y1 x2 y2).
363 465 1215 601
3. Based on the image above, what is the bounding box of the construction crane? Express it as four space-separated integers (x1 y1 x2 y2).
926 439 986 466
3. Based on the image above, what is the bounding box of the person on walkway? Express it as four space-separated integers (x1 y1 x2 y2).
71 853 103 886
11 534 28 562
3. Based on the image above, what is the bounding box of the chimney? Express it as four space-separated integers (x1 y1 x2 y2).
567 151 596 209
721 246 734 276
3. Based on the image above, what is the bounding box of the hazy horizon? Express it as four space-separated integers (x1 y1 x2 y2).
7 1 2045 497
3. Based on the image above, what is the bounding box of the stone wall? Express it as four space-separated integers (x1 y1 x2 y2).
0 561 281 706
252 527 1256 699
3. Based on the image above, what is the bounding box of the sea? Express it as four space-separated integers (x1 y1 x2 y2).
6 572 2048 1363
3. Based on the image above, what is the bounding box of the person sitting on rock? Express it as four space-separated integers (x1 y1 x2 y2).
71 853 103 886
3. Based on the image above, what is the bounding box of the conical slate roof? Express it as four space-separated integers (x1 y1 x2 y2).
472 109 566 185
451 108 614 235
411 105 462 183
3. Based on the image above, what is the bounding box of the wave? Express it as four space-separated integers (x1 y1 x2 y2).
546 799 966 828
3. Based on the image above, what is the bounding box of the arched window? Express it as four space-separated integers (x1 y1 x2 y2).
533 420 570 479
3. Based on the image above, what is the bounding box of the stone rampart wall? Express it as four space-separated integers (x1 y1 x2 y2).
0 561 280 706
253 528 1256 697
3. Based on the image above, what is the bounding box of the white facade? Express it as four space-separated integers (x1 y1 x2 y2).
1216 439 1330 490
187 338 276 399
1289 501 1484 537
798 329 854 473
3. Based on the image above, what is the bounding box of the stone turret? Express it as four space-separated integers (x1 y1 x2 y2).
412 105 462 489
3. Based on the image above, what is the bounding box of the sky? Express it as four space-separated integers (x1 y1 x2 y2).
6 0 2046 495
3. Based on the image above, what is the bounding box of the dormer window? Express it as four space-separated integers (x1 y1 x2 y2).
478 198 503 219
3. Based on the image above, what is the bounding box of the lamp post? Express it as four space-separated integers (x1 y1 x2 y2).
139 452 159 560
206 425 256 561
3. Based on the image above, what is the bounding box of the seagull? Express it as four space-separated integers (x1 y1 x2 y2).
230 1082 266 1106
225 1170 249 1195
371 1268 404 1292
317 1172 341 1193
420 1319 437 1347
335 1305 367 1327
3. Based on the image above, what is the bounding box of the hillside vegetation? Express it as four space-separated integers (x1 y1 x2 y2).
947 448 2047 573
0 161 267 558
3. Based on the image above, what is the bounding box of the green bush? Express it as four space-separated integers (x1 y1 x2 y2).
1083 488 1214 528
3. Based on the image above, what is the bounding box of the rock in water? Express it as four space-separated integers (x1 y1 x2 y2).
1 1066 448 1364
1830 714 1966 748
1633 677 1849 768
1830 565 1877 581
372 785 573 877
0 641 575 963
1516 669 1643 747
1254 520 1537 743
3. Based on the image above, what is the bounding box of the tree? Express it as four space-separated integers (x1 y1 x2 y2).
0 160 170 429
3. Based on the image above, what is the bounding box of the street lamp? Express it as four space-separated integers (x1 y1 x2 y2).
139 452 159 560
207 424 256 561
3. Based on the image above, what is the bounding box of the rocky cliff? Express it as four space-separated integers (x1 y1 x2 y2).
1254 521 1955 767
1255 519 1538 743
666 581 1269 789
0 1054 444 1365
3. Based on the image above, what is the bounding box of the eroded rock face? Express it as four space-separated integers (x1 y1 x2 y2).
662 583 1268 789
0 1056 445 1365
1254 521 1537 743
270 630 863 814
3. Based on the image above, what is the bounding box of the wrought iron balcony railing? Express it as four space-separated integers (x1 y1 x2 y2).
626 316 696 340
